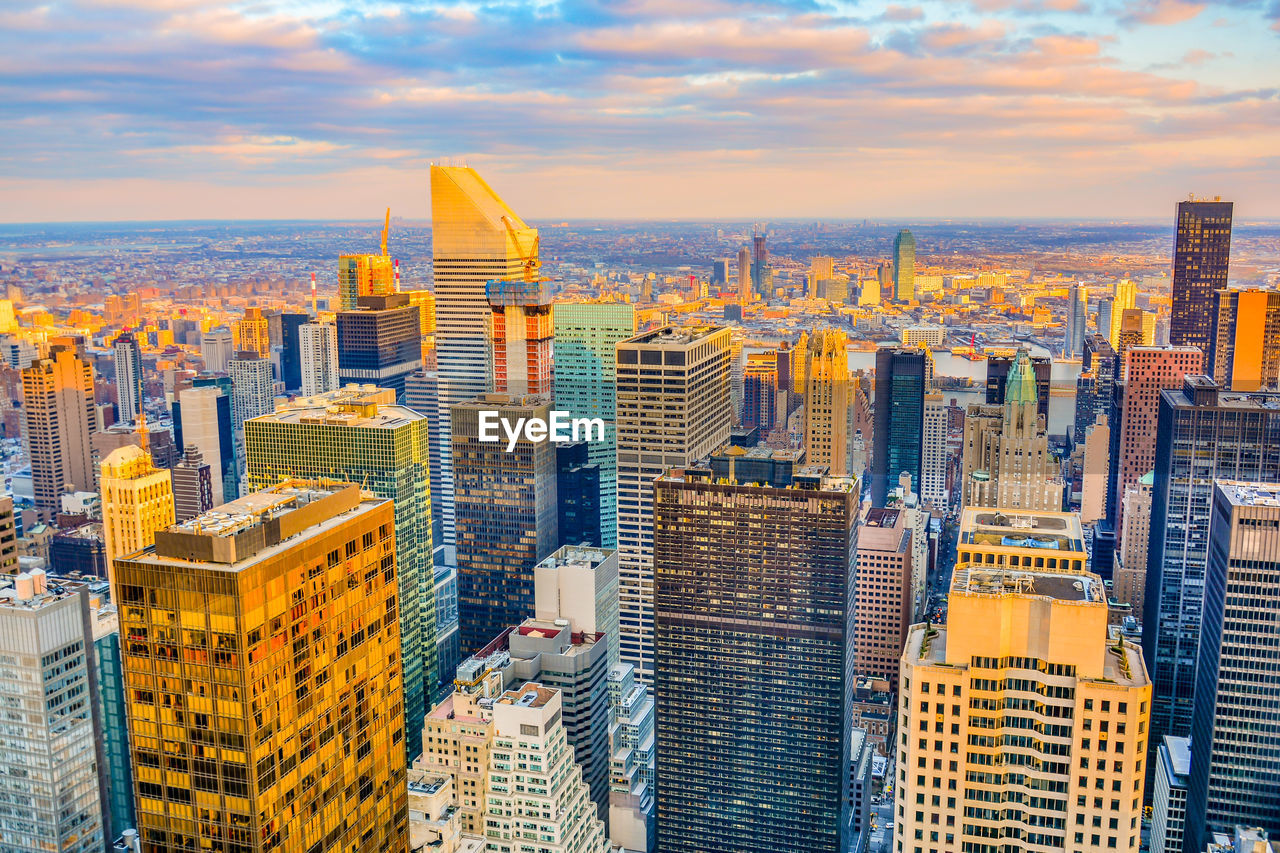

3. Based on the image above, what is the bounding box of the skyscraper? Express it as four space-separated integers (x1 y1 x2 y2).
921 391 949 508
99 444 174 574
872 346 927 505
616 326 731 680
742 351 779 436
803 329 850 475
278 311 308 392
173 383 235 503
233 306 270 358
892 228 916 302
711 258 729 286
487 278 553 396
751 232 768 298
1170 198 1233 353
985 350 1052 421
1152 736 1191 853
404 368 443 545
335 293 422 399
90 597 133 843
1114 470 1152 615
228 352 274 432
170 444 213 522
1065 280 1086 357
557 441 601 549
116 483 408 852
1187 481 1280 851
113 331 143 425
653 464 858 853
896 560 1150 853
431 165 536 547
23 346 97 521
298 320 339 396
1145 377 1280 752
243 386 435 760
553 301 635 549
199 327 233 373
451 393 559 654
338 209 395 310
0 573 106 853
854 505 912 689
1109 278 1138 350
737 245 751 304
1210 287 1280 391
1114 346 1202 531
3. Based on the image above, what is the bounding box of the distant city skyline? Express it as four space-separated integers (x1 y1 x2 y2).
2 0 1278 221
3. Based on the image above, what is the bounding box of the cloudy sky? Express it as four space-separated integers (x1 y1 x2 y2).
2 0 1278 221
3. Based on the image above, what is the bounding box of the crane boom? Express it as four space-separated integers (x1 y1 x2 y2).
380 207 390 257
500 215 541 282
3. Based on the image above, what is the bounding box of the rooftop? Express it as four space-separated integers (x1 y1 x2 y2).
951 565 1103 603
496 682 557 709
249 385 422 429
620 324 723 347
537 544 613 571
1218 480 1280 507
959 506 1085 552
1161 735 1191 784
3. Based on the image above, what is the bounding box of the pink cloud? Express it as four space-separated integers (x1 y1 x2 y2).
1122 0 1206 27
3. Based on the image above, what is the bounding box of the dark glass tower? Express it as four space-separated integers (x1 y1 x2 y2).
751 233 768 298
279 312 309 392
653 464 858 853
985 350 1051 421
1169 199 1233 353
872 346 927 505
1145 377 1280 756
336 294 422 400
556 441 601 549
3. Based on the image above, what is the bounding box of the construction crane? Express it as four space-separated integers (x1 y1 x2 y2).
501 215 541 283
380 207 390 257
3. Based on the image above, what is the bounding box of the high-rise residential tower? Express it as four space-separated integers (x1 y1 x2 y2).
170 444 214 522
892 228 916 302
99 444 174 574
742 351 779 436
616 326 731 680
854 505 912 689
653 464 858 853
233 306 270 358
113 331 144 426
298 320 339 396
431 166 536 547
737 245 751 303
23 346 97 521
1065 281 1087 357
199 327 233 373
872 346 927 505
921 391 949 508
116 483 408 852
1210 287 1280 391
803 328 850 476
173 383 235 503
1170 198 1233 353
488 279 553 396
228 352 274 432
243 386 435 760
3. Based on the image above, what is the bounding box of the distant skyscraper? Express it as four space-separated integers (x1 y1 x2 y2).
244 385 435 760
1079 414 1110 524
228 352 274 432
1188 481 1280 850
431 165 536 547
199 327 233 373
1109 278 1138 350
616 326 731 681
736 245 751 303
751 232 768 298
116 483 408 852
298 320 339 396
0 575 105 853
1065 280 1086 357
892 228 916 302
1114 346 1202 531
1077 333 1119 453
711 258 729 286
487 279 553 396
173 383 235 503
113 331 143 425
653 465 858 853
871 346 927 505
742 351 778 436
23 346 97 521
1098 295 1114 342
1170 198 1233 353
1145 377 1280 754
854 505 912 689
170 444 213 522
921 391 948 508
338 211 395 310
451 394 559 654
1210 287 1280 391
233 306 270 358
278 311 308 391
335 293 422 399
803 329 850 476
896 561 1150 853
99 444 174 575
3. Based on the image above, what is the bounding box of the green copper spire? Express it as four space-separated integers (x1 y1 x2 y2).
1006 349 1038 407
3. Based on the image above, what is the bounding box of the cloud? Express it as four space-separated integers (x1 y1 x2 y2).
1120 0 1206 26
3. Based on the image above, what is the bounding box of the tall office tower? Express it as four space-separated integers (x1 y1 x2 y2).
1152 736 1191 853
336 293 422 399
1114 346 1202 531
297 320 339 396
1145 378 1280 752
751 232 768 298
1065 280 1087 357
338 252 395 311
199 327 234 373
404 287 437 336
616 326 731 680
99 444 174 574
113 331 144 425
557 442 602 548
173 384 235 503
1210 287 1280 391
854 505 912 689
228 352 274 431
432 165 536 548
1114 471 1153 613
0 496 17 574
742 351 779 435
810 255 835 297
1079 414 1110 524
653 465 858 853
920 392 949 508
1109 278 1138 349
451 394 559 654
0 574 106 853
1078 334 1119 443
892 228 916 302
961 350 1064 511
736 245 751 303
23 346 96 521
233 306 270 357
278 312 308 391
487 279 553 396
404 368 444 546
1117 308 1148 357
803 329 851 475
877 261 894 301
417 658 502 835
536 544 620 668
608 663 656 852
170 444 213 522
985 349 1052 422
711 258 729 286
1098 295 1115 342
1170 198 1233 352
1188 481 1280 851
91 598 133 842
896 562 1150 853
116 483 408 852
872 346 927 505
244 386 435 760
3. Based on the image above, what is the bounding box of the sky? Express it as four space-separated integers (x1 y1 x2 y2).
1 0 1278 222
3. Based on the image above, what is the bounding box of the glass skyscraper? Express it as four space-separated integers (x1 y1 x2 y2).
892 228 916 302
1170 198 1233 353
872 346 927 505
553 300 636 549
